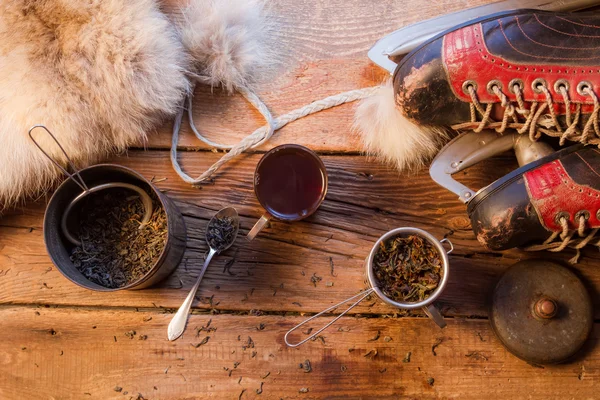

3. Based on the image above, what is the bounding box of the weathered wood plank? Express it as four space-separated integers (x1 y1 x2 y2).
0 306 596 400
146 0 495 152
2 151 599 318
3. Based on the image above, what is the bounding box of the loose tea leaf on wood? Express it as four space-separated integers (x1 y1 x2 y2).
70 188 167 289
373 234 442 303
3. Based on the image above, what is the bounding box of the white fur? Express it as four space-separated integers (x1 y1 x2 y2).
0 0 190 211
178 0 274 92
354 80 447 172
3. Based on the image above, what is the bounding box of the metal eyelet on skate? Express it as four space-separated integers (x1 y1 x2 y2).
462 80 478 95
508 78 524 94
575 210 591 221
554 211 570 225
554 79 570 94
577 81 593 96
596 209 600 221
532 78 548 94
486 80 503 95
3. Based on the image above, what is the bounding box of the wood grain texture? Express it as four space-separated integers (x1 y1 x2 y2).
2 0 600 398
0 306 597 400
2 151 600 319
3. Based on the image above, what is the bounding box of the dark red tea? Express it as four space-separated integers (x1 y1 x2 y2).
255 145 327 220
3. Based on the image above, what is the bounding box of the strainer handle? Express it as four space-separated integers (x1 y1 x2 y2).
28 125 89 192
440 238 453 254
284 288 375 347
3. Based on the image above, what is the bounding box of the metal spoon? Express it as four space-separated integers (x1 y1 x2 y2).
168 207 239 341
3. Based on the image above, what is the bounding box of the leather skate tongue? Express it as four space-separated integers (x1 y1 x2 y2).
490 259 593 365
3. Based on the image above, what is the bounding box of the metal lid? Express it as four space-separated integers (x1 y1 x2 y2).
490 259 593 365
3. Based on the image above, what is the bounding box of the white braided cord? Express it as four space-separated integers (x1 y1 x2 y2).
171 85 379 185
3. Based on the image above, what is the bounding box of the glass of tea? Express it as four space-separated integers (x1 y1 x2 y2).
247 144 328 240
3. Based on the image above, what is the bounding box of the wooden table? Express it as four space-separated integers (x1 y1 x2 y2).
1 1 599 398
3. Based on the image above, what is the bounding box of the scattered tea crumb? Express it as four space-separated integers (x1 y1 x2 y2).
403 352 412 363
164 366 170 374
329 257 337 277
310 272 322 287
261 372 270 379
364 349 378 359
300 359 312 373
384 336 392 342
311 335 326 344
114 386 122 392
234 362 240 369
251 351 257 358
579 365 586 380
301 271 306 276
242 336 255 350
427 377 435 386
256 382 264 395
326 282 334 287
21 347 26 351
431 337 447 356
191 336 210 348
299 388 309 393
143 316 153 322
476 332 485 342
70 189 167 288
138 335 148 340
238 377 242 384
223 257 236 276
465 351 488 361
302 327 313 335
238 389 246 400
60 350 63 356
257 323 265 331
125 330 136 339
368 330 381 342
123 391 128 395
341 365 347 372
113 336 117 342
379 368 387 373
292 302 302 307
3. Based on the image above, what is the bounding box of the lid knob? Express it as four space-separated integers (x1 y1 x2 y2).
534 297 558 319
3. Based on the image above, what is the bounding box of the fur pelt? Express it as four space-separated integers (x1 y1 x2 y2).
0 0 274 211
0 0 189 210
354 79 447 172
177 0 273 92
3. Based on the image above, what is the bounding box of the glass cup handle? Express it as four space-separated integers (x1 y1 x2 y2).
247 213 271 241
422 304 446 328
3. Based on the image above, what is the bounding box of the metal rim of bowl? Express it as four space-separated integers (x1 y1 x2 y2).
43 164 172 291
365 227 450 310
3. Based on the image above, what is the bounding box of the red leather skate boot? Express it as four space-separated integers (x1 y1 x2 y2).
430 131 600 260
356 9 600 171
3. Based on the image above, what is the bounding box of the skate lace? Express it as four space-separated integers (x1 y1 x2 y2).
452 81 600 147
525 213 600 264
453 80 600 261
